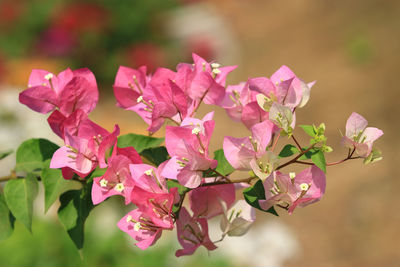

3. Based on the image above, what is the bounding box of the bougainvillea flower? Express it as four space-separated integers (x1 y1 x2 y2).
251 65 316 111
118 209 163 250
175 207 217 257
50 124 120 179
189 183 235 219
268 102 296 134
129 164 168 194
113 66 190 133
50 133 97 177
92 155 135 205
130 186 177 229
341 112 383 157
259 166 326 214
220 81 270 129
113 65 149 109
162 115 217 188
223 120 275 179
19 68 98 116
47 108 109 139
220 200 255 237
176 53 236 106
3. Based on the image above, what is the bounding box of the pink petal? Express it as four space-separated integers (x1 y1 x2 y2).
270 65 296 84
223 136 255 170
19 86 58 114
345 112 368 139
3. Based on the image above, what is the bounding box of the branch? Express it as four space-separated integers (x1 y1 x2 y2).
326 148 360 166
200 176 257 187
276 143 316 170
0 172 17 182
291 135 302 150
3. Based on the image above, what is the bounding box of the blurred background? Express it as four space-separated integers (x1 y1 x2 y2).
0 0 399 266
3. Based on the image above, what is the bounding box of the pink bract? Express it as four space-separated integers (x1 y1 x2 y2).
342 112 383 157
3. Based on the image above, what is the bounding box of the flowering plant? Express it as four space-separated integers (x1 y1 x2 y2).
0 54 383 256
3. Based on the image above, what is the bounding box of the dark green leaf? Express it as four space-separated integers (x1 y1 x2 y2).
0 149 13 160
141 146 169 166
311 150 327 173
166 180 189 196
58 185 94 250
0 192 15 241
278 145 300 158
299 125 316 137
243 180 278 216
4 173 38 232
15 138 59 173
41 160 68 213
299 148 319 160
167 180 190 219
117 134 164 153
213 149 235 176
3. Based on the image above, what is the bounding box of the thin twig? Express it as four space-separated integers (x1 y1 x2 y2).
276 144 317 170
291 135 302 150
271 132 281 152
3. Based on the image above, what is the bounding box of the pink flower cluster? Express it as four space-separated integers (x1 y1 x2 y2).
19 54 383 256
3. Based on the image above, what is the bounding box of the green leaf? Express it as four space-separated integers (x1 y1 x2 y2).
15 138 59 173
4 173 38 232
166 180 189 196
363 148 383 165
0 192 15 241
299 125 316 137
41 160 68 213
167 180 190 218
141 146 169 166
213 149 235 176
298 148 318 160
278 145 300 158
58 185 94 250
311 150 326 173
0 149 13 160
243 180 278 216
117 133 164 153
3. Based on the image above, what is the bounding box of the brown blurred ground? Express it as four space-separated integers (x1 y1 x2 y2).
91 1 400 266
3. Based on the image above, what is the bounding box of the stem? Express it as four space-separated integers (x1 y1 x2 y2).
276 143 316 171
294 160 314 166
271 132 281 152
190 88 209 117
199 176 257 187
291 135 302 150
164 117 180 126
0 172 17 182
326 148 360 166
212 169 231 182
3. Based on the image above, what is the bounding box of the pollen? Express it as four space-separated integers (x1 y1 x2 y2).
44 73 54 80
144 169 153 176
126 215 132 223
192 126 201 135
100 179 108 187
212 68 221 75
137 96 143 103
134 222 141 231
299 183 309 191
114 183 125 192
289 172 296 179
211 63 221 68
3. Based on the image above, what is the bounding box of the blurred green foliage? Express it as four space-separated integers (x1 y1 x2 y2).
0 216 232 267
